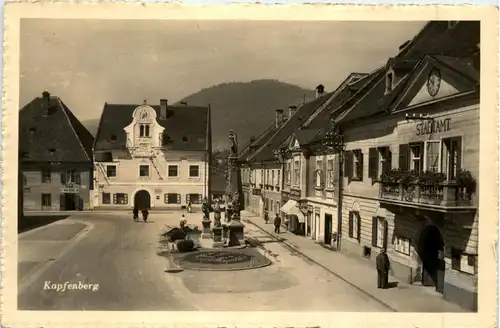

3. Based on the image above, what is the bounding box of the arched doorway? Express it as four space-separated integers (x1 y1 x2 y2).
418 224 445 293
134 190 151 210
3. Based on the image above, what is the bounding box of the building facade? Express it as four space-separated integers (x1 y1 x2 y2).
336 52 479 310
93 99 211 210
19 91 95 211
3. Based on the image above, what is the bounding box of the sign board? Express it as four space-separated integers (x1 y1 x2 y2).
61 186 79 194
416 118 451 136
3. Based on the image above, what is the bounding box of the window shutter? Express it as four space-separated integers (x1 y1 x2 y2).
383 219 389 250
177 194 181 204
357 213 361 241
368 148 378 178
124 194 128 204
358 152 364 181
455 137 462 173
371 217 378 246
399 144 409 171
348 212 354 238
113 193 117 204
345 151 354 178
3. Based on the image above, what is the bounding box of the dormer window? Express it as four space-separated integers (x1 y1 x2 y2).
139 124 150 137
386 72 394 93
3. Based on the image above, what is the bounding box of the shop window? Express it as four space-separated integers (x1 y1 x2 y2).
189 165 199 177
41 169 51 183
326 159 335 189
139 165 150 178
168 165 178 177
393 235 411 255
451 247 476 275
165 193 180 204
41 193 52 207
102 192 111 204
348 211 361 242
187 193 202 204
106 165 117 178
113 193 128 205
442 137 462 180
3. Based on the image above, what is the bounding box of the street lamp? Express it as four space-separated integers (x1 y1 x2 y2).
321 124 345 251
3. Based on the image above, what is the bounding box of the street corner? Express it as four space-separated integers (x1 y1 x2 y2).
19 219 93 243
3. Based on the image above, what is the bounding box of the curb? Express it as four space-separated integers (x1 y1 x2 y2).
244 217 398 312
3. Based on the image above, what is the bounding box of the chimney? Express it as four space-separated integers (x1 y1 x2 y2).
315 84 325 98
160 99 168 120
275 109 284 128
250 136 256 144
41 91 50 116
288 105 298 118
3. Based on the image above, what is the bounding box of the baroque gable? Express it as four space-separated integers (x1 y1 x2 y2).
123 104 165 158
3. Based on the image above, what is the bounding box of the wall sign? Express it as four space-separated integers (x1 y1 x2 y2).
416 118 451 136
61 186 80 194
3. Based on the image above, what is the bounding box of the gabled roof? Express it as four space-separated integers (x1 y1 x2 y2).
19 93 94 163
248 93 333 163
94 103 209 152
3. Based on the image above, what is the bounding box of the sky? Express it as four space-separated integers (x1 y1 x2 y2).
20 19 426 123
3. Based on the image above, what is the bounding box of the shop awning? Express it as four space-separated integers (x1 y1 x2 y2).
288 205 305 222
280 200 297 214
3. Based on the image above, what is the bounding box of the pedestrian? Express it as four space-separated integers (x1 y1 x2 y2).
141 208 149 222
133 205 139 222
180 214 187 229
273 213 281 234
376 248 391 289
264 208 269 224
187 201 192 213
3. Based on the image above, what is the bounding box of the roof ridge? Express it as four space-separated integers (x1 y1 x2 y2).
93 102 107 154
57 98 92 162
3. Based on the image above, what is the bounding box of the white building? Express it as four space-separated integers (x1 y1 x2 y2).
92 99 212 210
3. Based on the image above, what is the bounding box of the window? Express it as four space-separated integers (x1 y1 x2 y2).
139 165 150 178
348 211 361 242
139 124 150 137
106 165 117 178
168 165 178 177
410 143 424 173
189 165 199 177
293 159 300 186
249 170 253 184
345 150 363 180
315 160 323 188
393 235 411 255
451 248 475 275
285 162 291 185
165 193 180 204
270 199 274 213
369 147 392 179
425 141 441 172
266 170 270 185
277 170 280 186
372 217 388 249
261 169 264 185
113 193 128 205
327 159 335 189
442 137 462 180
102 192 111 204
271 170 275 186
41 169 51 183
187 193 202 204
41 193 51 207
65 169 81 185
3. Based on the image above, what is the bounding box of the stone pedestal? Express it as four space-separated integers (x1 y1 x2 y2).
212 226 223 248
201 216 212 239
227 218 245 247
187 230 202 248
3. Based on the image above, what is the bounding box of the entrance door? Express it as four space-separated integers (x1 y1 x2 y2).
324 214 333 245
134 190 151 209
63 194 77 210
419 225 445 293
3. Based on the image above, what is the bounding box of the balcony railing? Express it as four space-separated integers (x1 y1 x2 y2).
379 181 474 207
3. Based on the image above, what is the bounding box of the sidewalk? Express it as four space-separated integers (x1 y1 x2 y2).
241 210 468 313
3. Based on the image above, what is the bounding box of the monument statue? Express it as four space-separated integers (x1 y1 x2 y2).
201 197 210 219
213 199 222 227
228 129 238 156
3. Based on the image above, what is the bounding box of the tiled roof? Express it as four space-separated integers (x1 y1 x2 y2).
238 123 277 163
94 103 209 152
19 94 94 163
432 55 479 83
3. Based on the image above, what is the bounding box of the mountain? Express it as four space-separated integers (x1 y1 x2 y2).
82 79 316 150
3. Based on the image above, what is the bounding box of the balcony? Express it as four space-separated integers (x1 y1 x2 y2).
378 169 477 212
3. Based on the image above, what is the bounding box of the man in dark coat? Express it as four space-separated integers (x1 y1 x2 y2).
273 213 282 234
133 205 139 222
376 248 390 289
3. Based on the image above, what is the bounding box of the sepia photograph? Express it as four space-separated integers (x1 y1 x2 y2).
1 3 498 328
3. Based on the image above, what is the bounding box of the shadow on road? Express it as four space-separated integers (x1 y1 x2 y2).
19 215 70 234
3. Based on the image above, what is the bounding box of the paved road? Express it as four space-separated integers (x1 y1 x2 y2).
18 212 391 311
18 213 196 311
